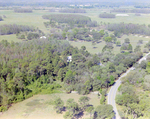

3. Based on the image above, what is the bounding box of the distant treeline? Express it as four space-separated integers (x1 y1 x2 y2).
134 5 150 8
99 13 116 18
42 14 91 25
111 9 150 13
0 16 3 21
0 24 34 35
49 9 56 12
59 8 86 13
14 8 33 13
107 23 150 36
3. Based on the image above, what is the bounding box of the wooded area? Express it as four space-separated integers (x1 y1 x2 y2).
107 23 150 37
0 24 34 35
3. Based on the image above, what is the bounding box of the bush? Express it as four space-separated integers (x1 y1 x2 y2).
100 95 105 104
17 34 25 39
0 106 7 112
27 32 39 40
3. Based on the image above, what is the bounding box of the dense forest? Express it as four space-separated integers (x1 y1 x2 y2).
0 35 143 111
59 8 86 13
14 8 33 13
107 23 150 37
99 13 116 18
0 24 35 35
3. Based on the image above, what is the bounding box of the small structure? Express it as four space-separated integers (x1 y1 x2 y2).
40 36 46 39
67 56 72 62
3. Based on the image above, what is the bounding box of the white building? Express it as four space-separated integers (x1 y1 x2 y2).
40 36 46 39
67 56 72 62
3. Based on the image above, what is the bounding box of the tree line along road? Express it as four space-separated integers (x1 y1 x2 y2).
107 52 150 119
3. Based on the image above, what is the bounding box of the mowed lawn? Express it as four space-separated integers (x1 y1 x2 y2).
70 34 150 54
0 93 100 119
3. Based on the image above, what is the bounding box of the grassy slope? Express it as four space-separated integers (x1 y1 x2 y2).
0 93 100 119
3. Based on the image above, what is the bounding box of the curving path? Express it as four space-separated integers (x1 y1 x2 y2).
107 52 150 119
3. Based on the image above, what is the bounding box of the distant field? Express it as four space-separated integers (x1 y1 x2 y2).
70 34 150 54
84 9 150 25
0 93 100 119
0 9 150 48
0 10 51 33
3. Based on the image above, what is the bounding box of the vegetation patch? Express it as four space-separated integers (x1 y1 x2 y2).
0 24 34 35
14 8 33 13
42 14 92 25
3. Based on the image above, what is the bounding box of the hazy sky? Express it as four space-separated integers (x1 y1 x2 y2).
0 0 149 2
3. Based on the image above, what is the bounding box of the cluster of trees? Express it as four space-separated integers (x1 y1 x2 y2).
0 24 34 35
42 14 92 25
0 16 3 21
111 9 150 13
107 23 150 37
120 38 133 53
116 41 150 118
59 8 86 13
16 29 44 40
67 28 103 42
99 13 116 18
53 96 114 119
14 8 33 13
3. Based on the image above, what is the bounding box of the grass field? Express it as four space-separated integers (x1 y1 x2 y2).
0 93 100 119
0 9 150 43
84 9 150 25
0 34 22 42
0 10 50 33
70 34 150 54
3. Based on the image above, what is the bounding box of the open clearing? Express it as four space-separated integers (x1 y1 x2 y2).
0 93 100 119
70 34 150 54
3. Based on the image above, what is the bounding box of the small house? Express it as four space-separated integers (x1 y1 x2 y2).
67 56 72 62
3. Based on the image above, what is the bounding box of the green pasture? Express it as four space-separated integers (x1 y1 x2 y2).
70 34 150 54
84 9 150 25
0 93 100 119
0 10 51 33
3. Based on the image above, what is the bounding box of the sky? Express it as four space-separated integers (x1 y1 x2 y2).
0 0 149 3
